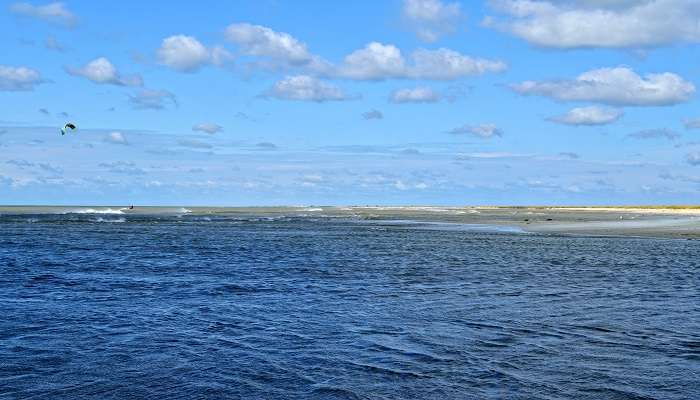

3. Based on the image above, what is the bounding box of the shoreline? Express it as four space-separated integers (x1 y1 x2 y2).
2 205 700 239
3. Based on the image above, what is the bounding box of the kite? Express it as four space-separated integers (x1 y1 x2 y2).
61 123 76 135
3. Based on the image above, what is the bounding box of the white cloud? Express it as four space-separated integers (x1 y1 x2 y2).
390 87 441 103
218 26 504 81
402 0 462 42
337 42 406 80
210 46 234 67
448 123 503 138
104 132 128 145
266 75 352 102
0 65 43 91
335 43 506 80
393 180 429 190
157 35 231 72
67 57 143 87
511 67 695 106
549 106 623 125
129 89 177 110
225 23 311 64
486 0 700 48
10 2 77 26
409 48 507 79
192 122 223 134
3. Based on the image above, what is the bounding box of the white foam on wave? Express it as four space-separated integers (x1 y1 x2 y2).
92 217 126 223
67 208 126 214
177 208 192 214
298 207 323 212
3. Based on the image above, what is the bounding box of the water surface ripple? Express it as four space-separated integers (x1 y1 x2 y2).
1 213 699 399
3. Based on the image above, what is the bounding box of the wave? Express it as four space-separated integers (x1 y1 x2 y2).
92 217 126 223
66 208 127 215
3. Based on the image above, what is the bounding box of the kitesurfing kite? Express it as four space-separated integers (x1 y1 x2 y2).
61 123 76 135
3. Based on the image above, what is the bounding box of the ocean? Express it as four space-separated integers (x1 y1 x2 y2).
1 207 698 399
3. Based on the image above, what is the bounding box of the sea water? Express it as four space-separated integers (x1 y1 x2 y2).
0 210 698 399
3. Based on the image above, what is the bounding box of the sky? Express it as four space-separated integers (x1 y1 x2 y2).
2 0 700 206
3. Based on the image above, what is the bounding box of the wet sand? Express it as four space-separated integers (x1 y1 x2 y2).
344 206 700 239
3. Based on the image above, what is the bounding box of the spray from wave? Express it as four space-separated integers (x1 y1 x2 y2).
66 208 127 215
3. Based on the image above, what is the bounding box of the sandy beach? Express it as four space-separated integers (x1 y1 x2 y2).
338 206 700 238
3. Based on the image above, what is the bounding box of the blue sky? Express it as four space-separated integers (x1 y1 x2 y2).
2 0 700 206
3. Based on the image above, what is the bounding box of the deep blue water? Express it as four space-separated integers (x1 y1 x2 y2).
1 213 699 399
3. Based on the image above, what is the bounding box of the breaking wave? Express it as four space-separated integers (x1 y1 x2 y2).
66 208 127 215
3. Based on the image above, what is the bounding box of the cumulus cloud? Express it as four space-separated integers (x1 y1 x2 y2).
409 48 507 80
511 67 695 106
337 42 406 80
192 122 223 134
485 0 700 48
157 35 233 72
402 0 462 42
448 123 503 138
390 87 441 103
686 153 700 166
362 109 384 120
548 106 623 125
104 132 128 145
157 35 209 72
683 118 700 130
10 2 77 26
67 57 143 87
335 42 506 80
627 128 680 141
221 26 505 81
0 65 43 91
225 23 311 64
129 89 177 110
265 75 352 102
